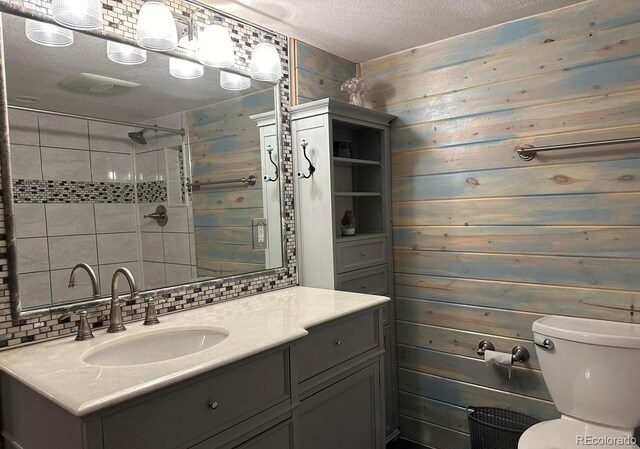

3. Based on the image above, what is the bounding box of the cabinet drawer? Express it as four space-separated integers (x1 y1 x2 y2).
102 350 290 449
295 311 378 382
337 265 388 296
336 238 387 273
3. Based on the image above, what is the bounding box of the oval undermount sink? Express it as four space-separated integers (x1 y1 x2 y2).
83 327 229 367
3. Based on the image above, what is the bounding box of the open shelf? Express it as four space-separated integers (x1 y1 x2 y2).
333 157 382 167
335 192 382 197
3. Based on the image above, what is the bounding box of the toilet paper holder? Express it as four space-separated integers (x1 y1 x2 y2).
477 340 530 363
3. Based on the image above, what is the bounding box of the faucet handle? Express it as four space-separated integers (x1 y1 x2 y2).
143 298 161 326
75 309 94 341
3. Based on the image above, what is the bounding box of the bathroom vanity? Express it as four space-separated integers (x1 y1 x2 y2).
0 287 388 449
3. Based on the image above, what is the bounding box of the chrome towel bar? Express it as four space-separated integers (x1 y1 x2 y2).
188 175 258 191
517 136 640 161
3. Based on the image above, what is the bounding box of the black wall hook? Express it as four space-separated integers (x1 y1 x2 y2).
297 139 316 179
263 145 279 182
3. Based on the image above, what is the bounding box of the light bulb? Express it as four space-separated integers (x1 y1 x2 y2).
170 36 203 79
220 71 251 90
198 22 235 68
107 41 147 65
25 19 74 47
249 41 282 82
52 0 102 30
136 1 178 51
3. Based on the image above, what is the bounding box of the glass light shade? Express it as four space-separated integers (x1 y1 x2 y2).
249 42 282 82
25 19 74 47
198 23 235 68
170 36 203 79
136 1 178 51
52 0 102 30
220 71 251 91
107 41 147 65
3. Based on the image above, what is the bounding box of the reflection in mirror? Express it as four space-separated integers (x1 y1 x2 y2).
2 13 283 311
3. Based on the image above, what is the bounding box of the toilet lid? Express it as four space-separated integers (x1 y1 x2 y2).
518 419 637 449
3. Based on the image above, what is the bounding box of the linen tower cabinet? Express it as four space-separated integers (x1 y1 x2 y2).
290 98 399 441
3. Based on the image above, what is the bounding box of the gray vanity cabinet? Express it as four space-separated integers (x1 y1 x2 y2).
0 305 386 449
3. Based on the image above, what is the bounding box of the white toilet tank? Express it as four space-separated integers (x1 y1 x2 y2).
533 316 640 430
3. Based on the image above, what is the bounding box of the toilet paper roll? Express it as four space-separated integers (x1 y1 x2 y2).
483 350 512 367
484 349 513 380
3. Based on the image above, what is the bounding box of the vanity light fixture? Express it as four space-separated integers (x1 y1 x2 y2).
198 20 235 68
249 37 282 82
107 41 147 65
170 36 204 79
136 0 178 51
52 0 102 30
220 70 251 90
25 19 74 47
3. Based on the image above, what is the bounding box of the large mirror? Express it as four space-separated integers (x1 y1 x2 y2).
1 13 284 312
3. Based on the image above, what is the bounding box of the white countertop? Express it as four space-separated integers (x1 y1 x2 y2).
0 286 388 417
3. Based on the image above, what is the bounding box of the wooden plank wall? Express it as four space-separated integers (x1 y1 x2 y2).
186 90 273 277
359 0 640 447
294 40 357 105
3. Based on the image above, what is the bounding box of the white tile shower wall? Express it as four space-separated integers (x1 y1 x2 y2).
1 0 294 348
10 110 143 307
135 112 196 289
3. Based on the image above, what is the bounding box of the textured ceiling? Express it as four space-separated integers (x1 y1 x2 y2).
3 14 272 122
210 0 588 62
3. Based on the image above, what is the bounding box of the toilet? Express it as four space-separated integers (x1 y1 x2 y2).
519 315 640 448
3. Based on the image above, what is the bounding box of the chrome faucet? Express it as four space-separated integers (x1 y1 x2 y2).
68 263 100 297
107 268 139 333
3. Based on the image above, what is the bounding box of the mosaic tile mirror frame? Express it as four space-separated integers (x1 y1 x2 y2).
0 0 296 347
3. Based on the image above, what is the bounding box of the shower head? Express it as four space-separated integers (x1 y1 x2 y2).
128 128 148 145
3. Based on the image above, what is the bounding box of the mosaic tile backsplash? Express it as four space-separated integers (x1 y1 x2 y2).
0 0 295 348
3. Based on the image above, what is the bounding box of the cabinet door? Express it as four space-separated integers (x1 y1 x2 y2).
295 364 383 449
383 326 398 437
235 421 292 449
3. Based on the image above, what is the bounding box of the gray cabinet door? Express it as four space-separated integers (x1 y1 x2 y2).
295 363 383 449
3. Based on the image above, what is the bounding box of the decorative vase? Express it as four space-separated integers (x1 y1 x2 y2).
341 225 356 236
341 77 370 107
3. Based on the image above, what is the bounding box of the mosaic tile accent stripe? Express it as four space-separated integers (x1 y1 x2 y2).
136 180 168 203
13 179 136 203
0 0 296 348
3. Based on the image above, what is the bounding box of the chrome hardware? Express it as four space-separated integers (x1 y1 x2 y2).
188 175 257 191
208 401 218 410
535 338 554 350
360 251 367 256
361 283 367 289
477 340 495 356
334 339 342 347
143 298 160 326
68 263 100 297
144 205 168 227
263 145 279 182
297 140 316 179
511 346 530 363
75 309 94 341
107 267 139 333
517 136 640 161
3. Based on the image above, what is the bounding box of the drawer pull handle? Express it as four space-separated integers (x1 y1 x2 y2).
361 283 367 289
360 251 367 256
208 401 218 410
334 339 342 347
